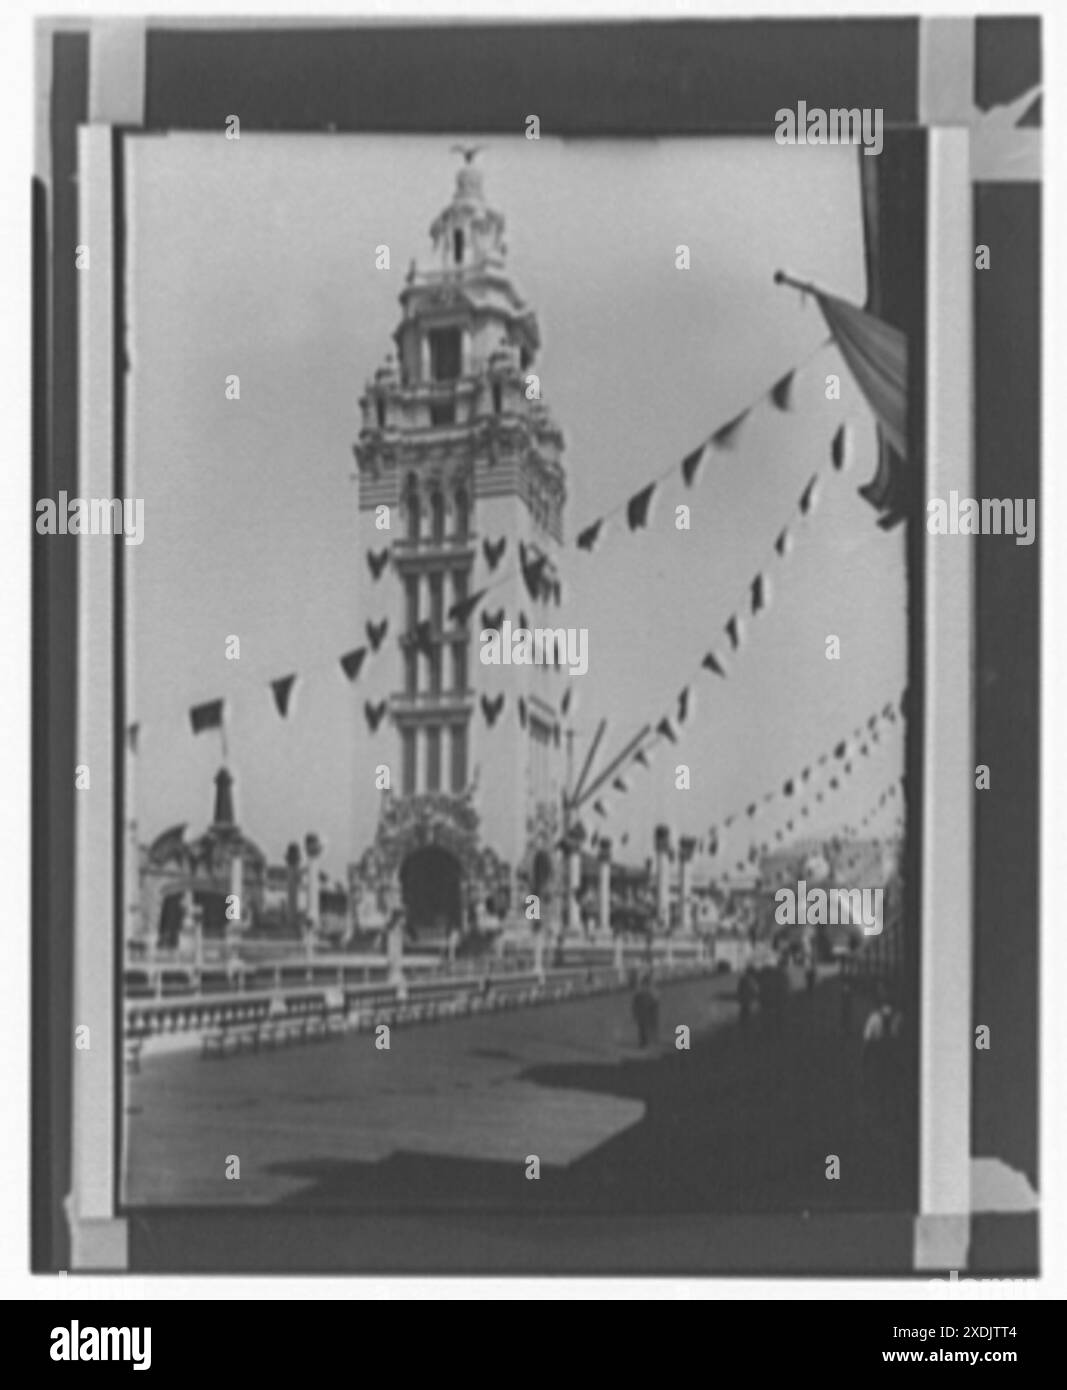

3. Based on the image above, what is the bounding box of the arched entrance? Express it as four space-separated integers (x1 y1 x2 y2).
400 846 463 939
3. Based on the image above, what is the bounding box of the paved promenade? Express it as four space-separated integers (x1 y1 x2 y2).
124 968 913 1212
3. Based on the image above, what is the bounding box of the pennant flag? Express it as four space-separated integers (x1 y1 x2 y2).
561 687 572 716
519 610 529 632
783 779 794 797
724 815 736 828
517 696 527 729
844 761 852 775
270 674 297 717
483 536 507 571
816 792 824 803
764 791 774 803
612 777 628 794
802 767 811 781
364 700 387 733
774 527 790 558
481 607 505 633
656 716 677 744
771 370 795 411
711 409 749 449
829 777 839 791
751 574 766 615
577 520 603 551
553 724 561 748
634 749 649 768
868 714 879 730
448 588 488 627
817 753 828 766
413 619 435 658
366 618 388 651
681 442 707 487
831 424 849 472
339 647 367 682
677 687 690 724
725 616 741 651
481 694 505 728
366 548 390 580
593 800 608 818
747 803 757 818
801 806 809 818
708 831 718 855
786 820 794 832
834 741 847 759
860 744 869 756
702 651 725 677
190 699 224 735
621 832 630 846
627 483 656 531
799 475 818 515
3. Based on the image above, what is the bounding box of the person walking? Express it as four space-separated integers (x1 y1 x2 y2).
738 965 759 1029
632 972 660 1049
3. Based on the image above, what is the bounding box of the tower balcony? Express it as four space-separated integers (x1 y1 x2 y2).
391 537 477 569
389 690 475 721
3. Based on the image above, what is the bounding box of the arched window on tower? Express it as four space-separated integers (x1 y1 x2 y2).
431 491 446 544
492 381 503 415
375 395 386 429
453 228 464 266
454 488 469 541
405 474 420 542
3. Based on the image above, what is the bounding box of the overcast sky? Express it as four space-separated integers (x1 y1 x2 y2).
125 133 905 878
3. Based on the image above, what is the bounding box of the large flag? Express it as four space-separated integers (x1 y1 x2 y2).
775 272 907 456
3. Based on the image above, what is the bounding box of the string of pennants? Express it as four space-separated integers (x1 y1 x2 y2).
131 527 557 751
569 418 861 818
718 771 906 879
578 690 904 846
703 694 906 860
436 336 840 629
173 603 394 749
574 335 835 556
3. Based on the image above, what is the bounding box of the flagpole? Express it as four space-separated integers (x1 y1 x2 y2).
574 724 652 812
773 269 819 297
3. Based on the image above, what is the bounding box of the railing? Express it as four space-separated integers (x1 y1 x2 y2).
125 954 717 1042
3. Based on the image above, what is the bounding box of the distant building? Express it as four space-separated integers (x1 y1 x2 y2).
133 768 348 955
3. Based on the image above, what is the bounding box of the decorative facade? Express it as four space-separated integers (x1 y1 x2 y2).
351 156 568 940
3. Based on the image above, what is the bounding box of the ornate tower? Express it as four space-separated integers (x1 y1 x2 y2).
352 155 568 940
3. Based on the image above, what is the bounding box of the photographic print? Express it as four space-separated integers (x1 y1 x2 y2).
31 11 1039 1282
